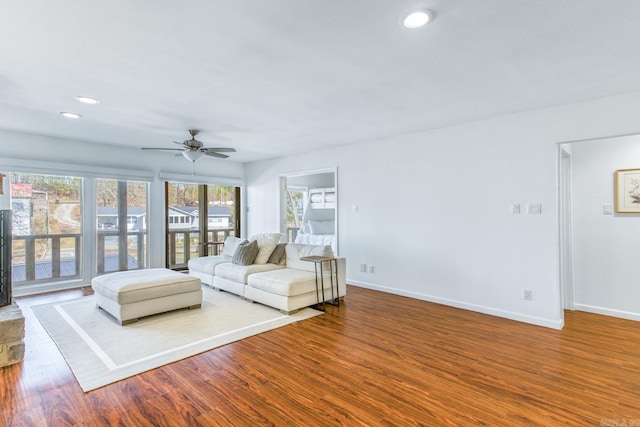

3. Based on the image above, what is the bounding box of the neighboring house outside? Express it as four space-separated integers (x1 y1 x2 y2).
98 206 231 231
167 205 232 230
205 205 232 229
96 207 147 231
10 182 50 236
10 182 33 236
168 206 197 230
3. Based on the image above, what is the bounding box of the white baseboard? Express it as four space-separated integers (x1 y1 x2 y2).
574 304 640 322
347 279 564 330
12 279 85 297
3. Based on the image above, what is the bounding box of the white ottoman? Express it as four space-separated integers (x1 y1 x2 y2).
91 268 202 325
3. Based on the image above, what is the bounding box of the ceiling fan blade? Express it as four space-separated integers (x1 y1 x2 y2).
203 151 229 159
203 147 236 153
142 131 233 161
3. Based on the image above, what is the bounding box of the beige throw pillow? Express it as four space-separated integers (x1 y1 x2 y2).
267 243 287 264
250 233 283 265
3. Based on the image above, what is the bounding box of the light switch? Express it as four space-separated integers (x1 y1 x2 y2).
352 203 358 213
511 203 521 214
528 203 542 214
603 204 613 215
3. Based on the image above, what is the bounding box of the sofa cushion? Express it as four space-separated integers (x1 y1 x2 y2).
188 255 232 275
285 243 334 272
248 269 322 297
232 240 259 266
250 232 284 265
221 236 249 257
267 242 287 265
215 262 284 284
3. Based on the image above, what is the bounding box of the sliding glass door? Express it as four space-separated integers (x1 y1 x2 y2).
10 173 82 288
96 179 149 274
165 182 240 270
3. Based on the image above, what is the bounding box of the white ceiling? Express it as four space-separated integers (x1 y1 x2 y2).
2 0 640 163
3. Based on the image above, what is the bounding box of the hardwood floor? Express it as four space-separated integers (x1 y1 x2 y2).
1 285 639 426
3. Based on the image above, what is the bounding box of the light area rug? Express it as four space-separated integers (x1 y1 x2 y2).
33 286 321 392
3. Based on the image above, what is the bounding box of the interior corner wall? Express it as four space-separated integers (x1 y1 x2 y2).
570 135 640 321
245 90 640 329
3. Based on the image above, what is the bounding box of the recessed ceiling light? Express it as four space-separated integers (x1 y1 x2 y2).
403 10 433 28
60 112 82 119
75 96 99 105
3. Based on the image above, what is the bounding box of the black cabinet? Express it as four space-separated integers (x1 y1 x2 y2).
0 210 11 307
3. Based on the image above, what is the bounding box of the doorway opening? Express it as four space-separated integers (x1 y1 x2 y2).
280 169 337 255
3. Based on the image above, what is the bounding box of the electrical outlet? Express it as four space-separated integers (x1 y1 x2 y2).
527 204 542 215
523 289 532 301
511 203 521 214
360 264 367 273
369 265 375 274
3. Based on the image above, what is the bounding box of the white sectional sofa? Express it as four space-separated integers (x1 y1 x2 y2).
187 236 244 287
213 262 284 296
245 243 346 314
188 235 346 314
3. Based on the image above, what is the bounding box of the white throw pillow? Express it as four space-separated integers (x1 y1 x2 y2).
221 236 247 257
249 232 284 265
308 220 334 235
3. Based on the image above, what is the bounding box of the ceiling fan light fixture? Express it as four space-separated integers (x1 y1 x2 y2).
403 10 433 28
182 150 204 162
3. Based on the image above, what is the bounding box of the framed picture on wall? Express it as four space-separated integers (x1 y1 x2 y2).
615 168 640 213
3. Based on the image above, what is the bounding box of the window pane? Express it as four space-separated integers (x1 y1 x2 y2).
166 182 238 269
285 189 305 243
127 181 148 270
96 179 148 274
10 173 82 286
207 185 236 242
167 182 199 269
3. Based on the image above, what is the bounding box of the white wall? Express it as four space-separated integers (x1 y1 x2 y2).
245 90 640 329
570 135 640 321
286 172 335 188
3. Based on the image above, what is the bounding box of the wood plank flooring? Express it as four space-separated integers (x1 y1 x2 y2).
1 285 639 426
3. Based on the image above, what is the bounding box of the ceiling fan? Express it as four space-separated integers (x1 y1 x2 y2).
141 129 236 162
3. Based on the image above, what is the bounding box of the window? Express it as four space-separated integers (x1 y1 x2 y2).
96 179 149 274
166 182 240 270
10 173 82 287
284 187 306 242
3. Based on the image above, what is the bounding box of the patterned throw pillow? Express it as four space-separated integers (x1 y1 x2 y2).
232 240 259 266
250 233 284 265
267 243 287 264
